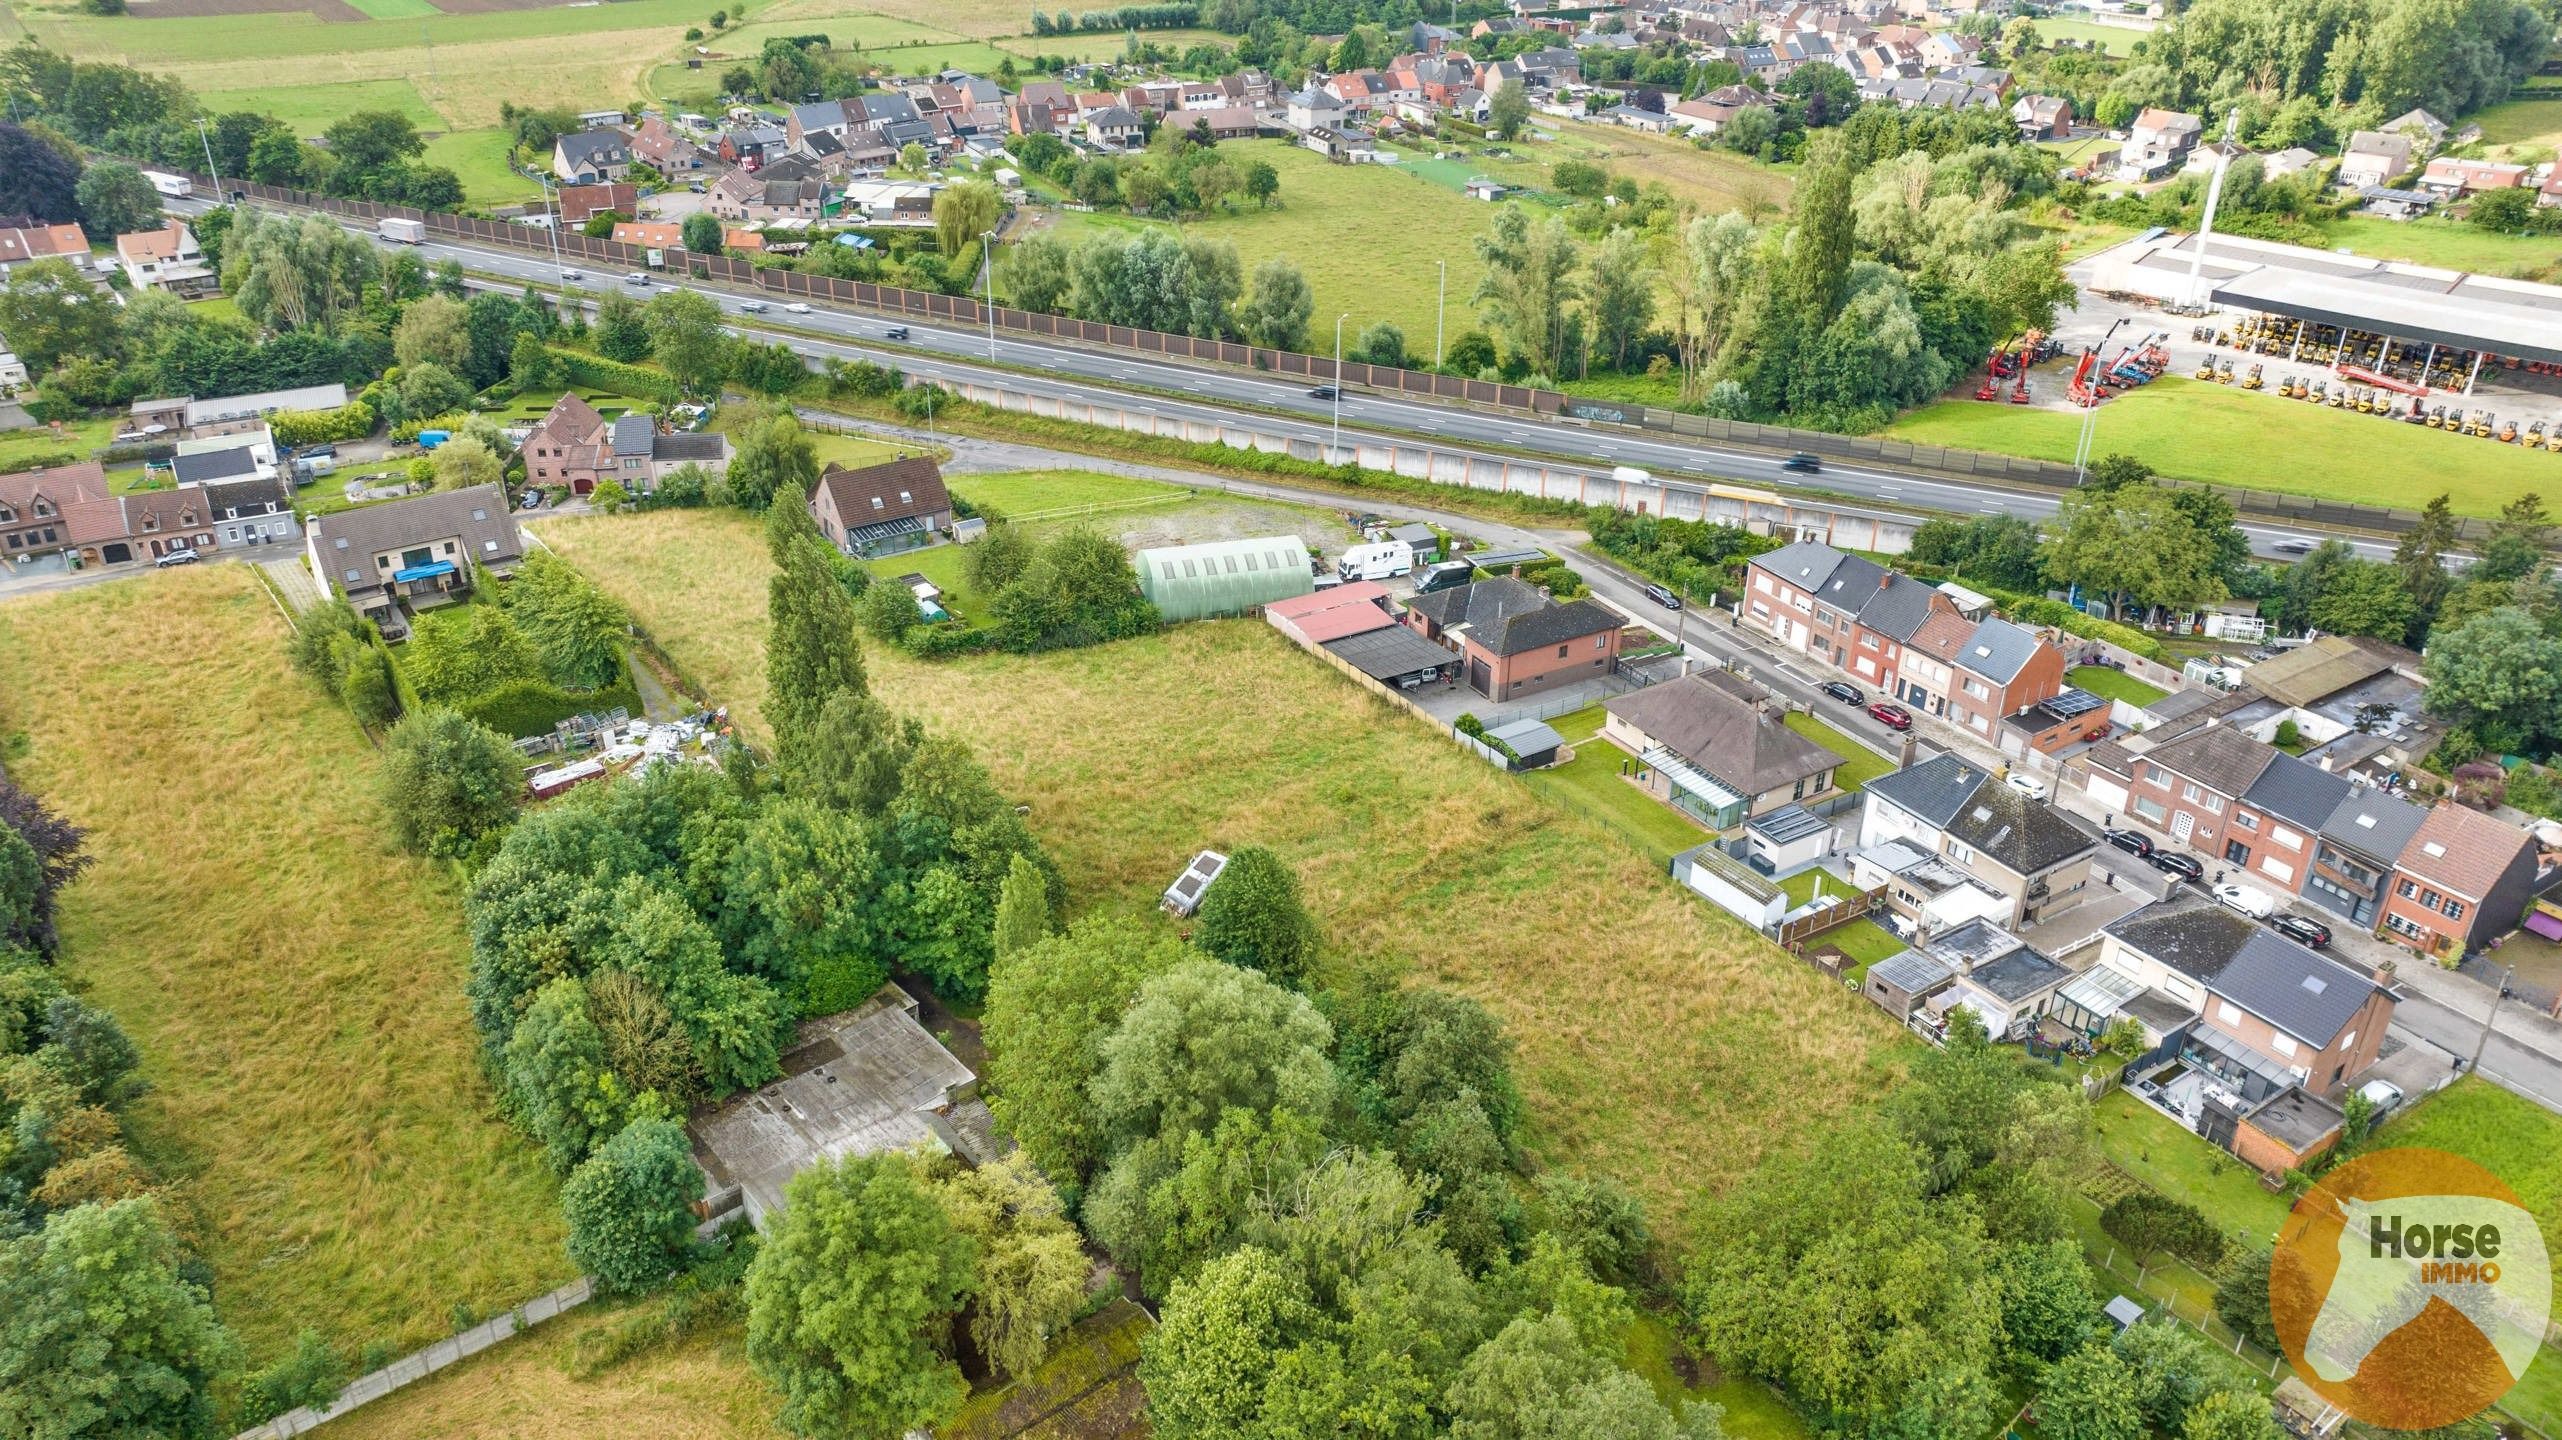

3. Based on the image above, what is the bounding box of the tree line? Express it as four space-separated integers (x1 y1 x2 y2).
2128 0 2553 132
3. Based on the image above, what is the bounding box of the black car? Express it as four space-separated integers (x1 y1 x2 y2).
1781 452 1822 473
2148 851 2204 883
884 326 910 341
2102 827 2154 859
1819 680 1863 705
1644 583 1681 610
1308 385 1338 401
2270 913 2333 948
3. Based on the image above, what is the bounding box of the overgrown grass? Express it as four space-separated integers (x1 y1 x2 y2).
1623 1311 1814 1440
1782 712 1891 793
2067 664 2167 708
0 566 570 1361
0 414 115 470
538 508 1908 1231
947 468 1187 519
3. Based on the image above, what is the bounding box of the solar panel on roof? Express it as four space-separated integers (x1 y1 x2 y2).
2045 691 2106 718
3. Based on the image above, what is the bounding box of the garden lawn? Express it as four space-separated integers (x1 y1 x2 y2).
1783 712 1891 793
2466 97 2562 160
2067 664 2166 707
2020 17 2147 53
767 0 1067 41
0 566 570 1361
1520 705 1712 862
865 541 980 624
2090 1089 2290 1247
1886 375 2556 519
1624 1312 1814 1440
538 508 1909 1231
0 414 114 470
423 127 542 207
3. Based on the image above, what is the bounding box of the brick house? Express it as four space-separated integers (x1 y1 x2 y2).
1860 753 2097 928
1600 670 1841 831
305 483 523 639
0 461 111 562
708 156 831 223
1401 576 1623 702
116 221 218 299
630 114 704 173
2011 93 2072 140
1744 541 2065 727
521 393 731 495
810 456 954 558
557 182 639 224
2105 725 2368 905
1945 617 2065 740
2304 788 2432 931
2339 130 2416 189
0 222 93 276
2380 803 2544 959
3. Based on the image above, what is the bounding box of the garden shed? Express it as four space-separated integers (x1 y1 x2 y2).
1134 535 1313 623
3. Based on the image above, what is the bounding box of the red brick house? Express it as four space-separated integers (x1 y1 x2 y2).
2380 803 2543 959
521 393 729 496
0 461 110 561
1401 576 1623 702
557 182 639 224
809 456 954 558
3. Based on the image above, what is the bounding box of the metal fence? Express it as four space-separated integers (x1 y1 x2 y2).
165 168 2496 543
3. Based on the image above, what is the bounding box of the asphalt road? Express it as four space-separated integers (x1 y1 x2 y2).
184 197 2399 562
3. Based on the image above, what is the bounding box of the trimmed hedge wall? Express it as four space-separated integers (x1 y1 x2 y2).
271 403 378 446
552 347 680 405
455 673 645 738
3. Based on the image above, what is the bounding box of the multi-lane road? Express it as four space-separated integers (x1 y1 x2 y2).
180 196 2398 562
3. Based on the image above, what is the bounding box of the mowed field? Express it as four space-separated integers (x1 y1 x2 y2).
0 566 570 1360
1888 374 2562 519
537 506 1908 1228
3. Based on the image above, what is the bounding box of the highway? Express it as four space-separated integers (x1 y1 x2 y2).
184 196 2399 562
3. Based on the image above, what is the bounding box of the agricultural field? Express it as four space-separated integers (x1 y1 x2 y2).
2465 97 2562 163
2019 16 2148 54
2321 215 2562 284
1887 374 2562 519
537 505 1910 1230
0 565 571 1360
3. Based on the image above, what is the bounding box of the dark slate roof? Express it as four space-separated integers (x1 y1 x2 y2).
1855 572 1942 644
2241 751 2353 830
652 432 728 462
1965 945 2073 1003
309 483 522 592
202 475 291 517
171 446 261 485
1945 776 2097 875
1954 616 2044 684
2318 787 2432 860
1604 673 1840 796
1323 624 1459 681
610 414 655 456
1865 753 1992 829
1811 552 1886 615
1750 539 1847 594
2104 896 2381 1045
557 129 628 167
2146 724 2279 800
1406 576 1620 657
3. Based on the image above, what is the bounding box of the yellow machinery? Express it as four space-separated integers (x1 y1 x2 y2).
2242 364 2263 390
2330 384 2350 408
2427 405 2447 428
2217 360 2238 384
2195 358 2219 380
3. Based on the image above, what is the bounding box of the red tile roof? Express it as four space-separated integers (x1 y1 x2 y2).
2396 803 2535 901
0 223 90 266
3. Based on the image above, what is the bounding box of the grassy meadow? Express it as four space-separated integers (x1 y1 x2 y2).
0 565 570 1360
536 505 1909 1228
1887 374 2562 519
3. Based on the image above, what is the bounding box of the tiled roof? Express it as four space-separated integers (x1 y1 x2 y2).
2317 788 2431 859
1407 577 1619 657
2240 751 2353 830
1907 606 1975 661
1604 673 1839 797
2395 803 2536 902
2144 724 2278 800
2106 896 2381 1046
1749 539 1847 594
0 223 90 266
813 456 952 528
0 460 112 515
1855 572 1944 643
1953 615 2044 684
1866 752 1990 828
1943 775 2095 875
308 484 522 593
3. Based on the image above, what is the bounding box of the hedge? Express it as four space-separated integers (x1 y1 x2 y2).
551 347 680 405
2098 1189 2225 1268
271 402 378 446
456 673 645 738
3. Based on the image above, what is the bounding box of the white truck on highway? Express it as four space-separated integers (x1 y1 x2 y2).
142 171 192 199
1336 540 1414 583
376 217 426 245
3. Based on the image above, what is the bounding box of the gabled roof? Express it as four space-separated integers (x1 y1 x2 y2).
1866 752 1988 829
1953 615 2044 684
170 445 263 486
2395 803 2537 902
1812 552 1885 615
813 456 952 528
1907 606 1975 662
1405 576 1620 656
1604 673 1839 798
0 223 90 266
201 475 292 517
2317 788 2431 860
2143 724 2278 800
555 128 629 166
0 460 112 515
531 391 607 444
1749 538 1848 594
611 414 655 456
309 483 522 590
2240 751 2352 830
1855 572 1944 644
1943 775 2095 875
2105 896 2382 1046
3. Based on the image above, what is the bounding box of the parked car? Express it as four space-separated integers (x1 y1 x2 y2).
2102 827 2154 859
1819 680 1863 705
2269 913 2333 948
1781 452 1822 473
2004 771 2051 801
1643 583 1681 610
2356 1078 2405 1117
1308 385 1338 401
1868 701 1911 730
2212 882 2276 919
518 489 546 510
154 547 200 568
2148 851 2204 882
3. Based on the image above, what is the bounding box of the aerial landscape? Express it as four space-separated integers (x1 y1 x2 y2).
6 0 2562 1435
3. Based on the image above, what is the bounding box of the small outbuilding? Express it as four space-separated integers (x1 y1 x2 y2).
1162 849 1229 915
1862 948 1955 1021
1135 534 1313 623
1485 717 1564 770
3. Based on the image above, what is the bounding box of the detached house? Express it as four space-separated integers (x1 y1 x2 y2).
810 456 954 558
1401 576 1624 702
117 221 218 299
552 128 632 184
556 182 638 224
707 156 831 223
0 222 92 276
1860 754 2096 929
2338 130 2415 189
2121 108 2202 181
2011 93 2071 140
306 483 523 638
521 393 731 496
1601 670 1842 830
631 114 705 174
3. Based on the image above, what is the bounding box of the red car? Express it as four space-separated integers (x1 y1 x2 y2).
1868 701 1912 730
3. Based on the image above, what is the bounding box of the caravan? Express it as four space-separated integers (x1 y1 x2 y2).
1336 540 1414 583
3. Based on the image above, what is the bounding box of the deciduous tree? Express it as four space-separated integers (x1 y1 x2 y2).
0 1197 236 1440
393 293 470 372
378 707 524 858
1092 959 1335 1157
563 1117 703 1293
983 917 1191 1184
73 160 161 241
1191 844 1318 988
645 288 729 394
1238 258 1314 352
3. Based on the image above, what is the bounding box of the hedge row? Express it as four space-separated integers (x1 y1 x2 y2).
552 347 681 405
456 674 645 739
1999 593 2166 662
271 402 377 446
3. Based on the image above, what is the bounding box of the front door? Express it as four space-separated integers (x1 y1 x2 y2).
2171 812 2195 844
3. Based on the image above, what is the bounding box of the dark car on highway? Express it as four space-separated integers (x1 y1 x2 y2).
1782 452 1822 473
2148 850 2204 883
2102 827 2154 859
1308 385 1338 401
1868 701 1911 730
2269 913 2333 948
1819 680 1863 705
1644 583 1681 610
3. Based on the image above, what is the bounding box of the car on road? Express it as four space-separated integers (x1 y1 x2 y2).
1781 452 1822 473
154 548 200 568
623 271 649 285
2273 537 2314 554
883 324 908 338
2212 882 2276 919
1818 680 1863 705
2101 827 2154 859
1868 701 1911 730
2148 850 2203 882
559 268 582 281
784 302 811 314
2269 913 2332 948
2356 1078 2404 1117
740 300 769 313
2003 771 2051 801
1643 583 1681 610
1308 385 1338 401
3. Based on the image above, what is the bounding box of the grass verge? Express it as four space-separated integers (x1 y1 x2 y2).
1782 711 1891 793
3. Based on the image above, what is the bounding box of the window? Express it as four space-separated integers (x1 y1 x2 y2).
2200 794 2222 815
1963 678 1989 700
2259 858 2294 884
2442 898 2466 921
1754 573 1772 594
2385 913 2428 941
2271 825 2302 849
2420 888 2443 909
2396 878 2417 899
2235 811 2258 831
2181 782 2202 803
1556 644 1569 658
470 508 488 521
2216 1000 2243 1026
1945 840 1975 864
2342 1029 2358 1052
2224 840 2252 865
2270 1033 2297 1059
342 568 361 583
484 540 500 553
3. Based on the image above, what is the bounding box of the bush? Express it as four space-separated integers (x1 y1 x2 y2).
457 674 643 739
234 1330 348 1426
378 708 523 858
269 402 377 446
339 643 401 728
551 347 681 404
2099 1189 2224 1268
899 623 994 659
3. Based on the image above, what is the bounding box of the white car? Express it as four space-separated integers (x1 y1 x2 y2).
2003 771 2051 802
2356 1078 2404 1117
559 268 583 281
784 302 811 314
2211 882 2276 919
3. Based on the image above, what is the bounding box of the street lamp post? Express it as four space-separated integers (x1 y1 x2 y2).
194 116 222 201
540 178 566 279
1434 260 1446 369
1331 312 1349 462
2471 961 2517 1073
980 228 998 361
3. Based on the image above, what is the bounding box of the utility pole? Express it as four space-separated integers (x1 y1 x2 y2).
195 116 222 199
980 228 998 361
1434 259 1446 369
2471 961 2516 1073
2183 108 2240 311
541 177 565 276
1331 312 1348 462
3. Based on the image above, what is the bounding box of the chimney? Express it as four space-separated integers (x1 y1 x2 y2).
1896 735 1919 770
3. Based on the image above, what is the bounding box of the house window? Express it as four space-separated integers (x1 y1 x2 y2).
2442 898 2466 921
1592 634 1606 650
1556 644 1568 658
484 540 500 552
1945 840 1974 864
2271 825 2302 848
2200 794 2223 815
2342 1029 2357 1051
471 508 488 521
2270 1033 2297 1059
2216 1000 2243 1026
1963 678 1989 700
343 568 361 583
2396 878 2417 899
2420 888 2443 909
2235 812 2258 831
2259 858 2295 884
2385 913 2428 941
2181 781 2202 803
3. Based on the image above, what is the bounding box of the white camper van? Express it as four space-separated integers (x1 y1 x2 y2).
1336 540 1414 583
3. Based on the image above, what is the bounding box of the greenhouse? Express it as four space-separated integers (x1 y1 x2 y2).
1134 535 1315 624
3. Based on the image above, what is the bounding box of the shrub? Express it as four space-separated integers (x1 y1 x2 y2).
2099 1189 2223 1268
899 623 994 659
234 1330 348 1426
378 708 523 858
269 403 377 446
338 642 401 728
457 674 642 738
551 347 681 404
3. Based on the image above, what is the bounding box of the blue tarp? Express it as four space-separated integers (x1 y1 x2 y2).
393 559 457 582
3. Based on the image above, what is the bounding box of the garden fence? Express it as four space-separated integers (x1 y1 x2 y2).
146 166 2506 545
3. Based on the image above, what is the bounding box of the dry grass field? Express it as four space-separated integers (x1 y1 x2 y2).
0 566 571 1360
538 507 1907 1227
324 1307 782 1439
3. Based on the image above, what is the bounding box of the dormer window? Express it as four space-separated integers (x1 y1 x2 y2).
141 512 159 532
32 500 50 518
